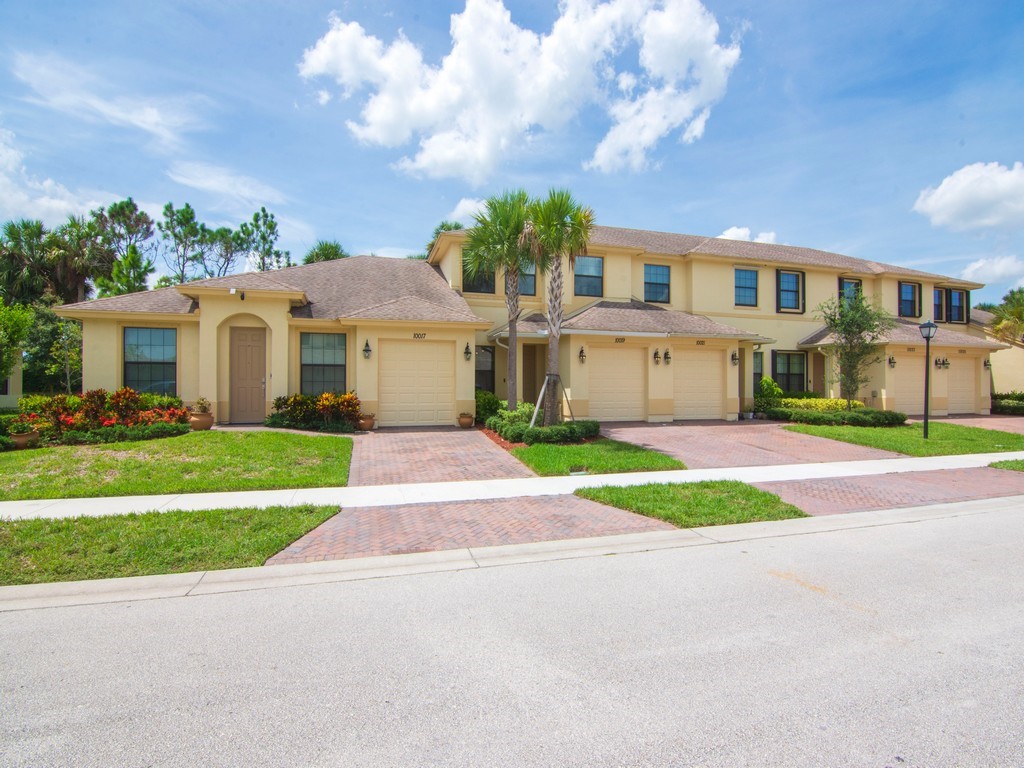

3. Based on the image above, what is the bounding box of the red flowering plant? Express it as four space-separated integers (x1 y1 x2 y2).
315 391 361 427
107 387 143 422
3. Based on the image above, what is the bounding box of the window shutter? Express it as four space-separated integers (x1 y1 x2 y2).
799 271 806 314
775 269 782 312
916 283 922 318
837 277 844 300
944 288 952 322
771 349 778 380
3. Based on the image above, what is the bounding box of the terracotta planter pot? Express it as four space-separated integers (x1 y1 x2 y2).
357 416 375 431
458 414 474 428
189 413 215 431
10 430 39 450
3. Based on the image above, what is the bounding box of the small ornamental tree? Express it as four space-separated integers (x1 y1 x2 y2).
816 292 896 410
0 303 33 385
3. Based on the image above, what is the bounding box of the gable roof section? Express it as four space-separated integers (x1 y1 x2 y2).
799 319 1006 350
60 256 488 325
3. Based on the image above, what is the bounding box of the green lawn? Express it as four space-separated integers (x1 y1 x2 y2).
576 481 806 528
511 438 685 476
784 422 1024 457
990 459 1024 472
0 431 353 500
0 505 338 586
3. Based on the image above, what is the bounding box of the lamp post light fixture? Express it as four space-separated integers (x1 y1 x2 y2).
464 343 473 361
362 340 372 359
919 321 937 439
653 349 661 365
578 346 587 364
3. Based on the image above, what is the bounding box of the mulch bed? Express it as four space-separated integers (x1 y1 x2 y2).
480 426 526 451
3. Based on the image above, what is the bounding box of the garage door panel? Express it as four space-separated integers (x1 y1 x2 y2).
948 360 976 414
589 347 645 421
894 358 925 415
379 340 455 426
674 350 724 419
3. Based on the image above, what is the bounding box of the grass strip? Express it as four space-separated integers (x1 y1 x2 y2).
990 459 1024 472
511 438 685 476
0 431 352 500
576 481 806 528
784 422 1024 457
0 504 338 586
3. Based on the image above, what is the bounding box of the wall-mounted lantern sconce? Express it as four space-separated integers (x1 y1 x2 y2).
984 359 992 369
464 343 473 361
229 287 245 301
653 349 661 365
663 349 671 365
730 351 740 366
934 357 949 369
363 340 372 359
578 346 587 364
888 356 897 368
942 358 950 369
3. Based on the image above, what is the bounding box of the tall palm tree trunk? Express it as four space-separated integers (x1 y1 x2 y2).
544 257 565 426
504 268 521 411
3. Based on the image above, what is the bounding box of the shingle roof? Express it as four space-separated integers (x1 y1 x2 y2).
799 319 1005 350
971 308 995 327
489 300 769 340
61 256 488 324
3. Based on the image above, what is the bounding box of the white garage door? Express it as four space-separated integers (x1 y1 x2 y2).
379 340 455 426
893 357 925 415
948 358 977 414
588 346 645 421
674 349 725 420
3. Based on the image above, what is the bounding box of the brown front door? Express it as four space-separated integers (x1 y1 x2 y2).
230 327 266 423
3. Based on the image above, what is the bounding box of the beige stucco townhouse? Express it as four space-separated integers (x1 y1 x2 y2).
56 224 1004 426
0 358 23 410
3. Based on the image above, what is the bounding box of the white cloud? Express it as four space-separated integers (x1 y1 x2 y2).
12 52 204 149
166 161 286 210
447 197 485 223
960 255 1024 287
0 127 108 223
914 161 1024 231
316 90 332 106
300 0 741 183
719 226 776 244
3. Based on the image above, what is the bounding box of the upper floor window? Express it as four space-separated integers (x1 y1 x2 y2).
776 270 805 313
124 327 176 396
735 268 758 307
948 289 967 323
644 264 670 303
300 333 346 396
574 255 603 298
518 262 536 297
463 266 495 294
933 288 946 322
475 345 495 392
839 277 862 303
898 281 921 318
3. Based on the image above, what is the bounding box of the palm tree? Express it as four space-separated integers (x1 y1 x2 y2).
49 215 115 304
463 190 531 411
0 219 51 306
304 239 350 264
993 288 1024 343
521 189 595 426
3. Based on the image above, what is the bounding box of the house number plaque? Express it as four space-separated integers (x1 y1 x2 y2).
696 340 706 346
614 337 625 343
412 333 427 339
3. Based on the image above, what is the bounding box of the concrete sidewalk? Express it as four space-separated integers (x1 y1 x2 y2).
2 494 1018 613
3 450 1024 521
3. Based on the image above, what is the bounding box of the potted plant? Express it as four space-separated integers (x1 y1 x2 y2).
458 412 474 428
357 412 376 431
189 397 215 431
8 418 40 449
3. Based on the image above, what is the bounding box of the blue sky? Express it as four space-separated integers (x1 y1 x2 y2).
0 0 1021 303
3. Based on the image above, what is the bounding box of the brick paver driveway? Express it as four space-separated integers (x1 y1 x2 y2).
348 426 535 486
601 420 900 468
927 415 1024 435
268 495 672 564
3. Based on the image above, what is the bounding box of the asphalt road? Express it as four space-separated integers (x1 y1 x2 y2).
2 505 1023 767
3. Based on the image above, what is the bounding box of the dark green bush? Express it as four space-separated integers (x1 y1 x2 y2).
766 407 907 427
992 399 1024 415
501 423 528 443
474 389 502 423
994 391 1024 402
0 435 14 452
754 377 783 412
0 414 17 437
781 391 823 399
521 419 601 445
57 422 191 445
138 393 184 410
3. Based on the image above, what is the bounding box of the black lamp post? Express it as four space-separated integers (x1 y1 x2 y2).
919 321 937 438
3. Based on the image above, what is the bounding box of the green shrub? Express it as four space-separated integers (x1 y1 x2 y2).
57 422 191 445
0 414 17 437
0 435 13 451
501 423 528 443
994 391 1024 402
779 397 864 412
266 393 357 432
138 393 184 410
754 376 783 412
766 407 906 427
992 399 1024 415
521 419 600 445
474 389 502 423
781 391 823 400
18 394 51 415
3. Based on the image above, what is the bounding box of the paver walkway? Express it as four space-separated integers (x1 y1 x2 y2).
756 465 1024 516
348 427 535 486
927 415 1024 435
601 421 900 467
267 494 673 564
